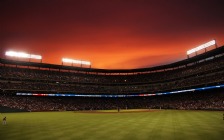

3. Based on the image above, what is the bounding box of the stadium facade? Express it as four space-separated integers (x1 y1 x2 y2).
1 45 224 95
0 46 224 111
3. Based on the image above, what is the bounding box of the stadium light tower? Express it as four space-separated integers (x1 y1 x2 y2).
62 58 91 68
187 40 217 58
5 51 42 62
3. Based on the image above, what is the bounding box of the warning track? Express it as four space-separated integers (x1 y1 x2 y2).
75 109 161 114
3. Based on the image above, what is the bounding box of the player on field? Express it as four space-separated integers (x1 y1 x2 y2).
2 116 6 125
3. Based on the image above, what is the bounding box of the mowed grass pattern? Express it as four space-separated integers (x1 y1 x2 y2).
0 110 224 140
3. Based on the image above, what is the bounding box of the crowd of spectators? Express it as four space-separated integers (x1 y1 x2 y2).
1 56 224 84
0 55 224 94
0 90 223 111
0 68 223 94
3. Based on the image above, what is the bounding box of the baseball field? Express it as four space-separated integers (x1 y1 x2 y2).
0 109 224 140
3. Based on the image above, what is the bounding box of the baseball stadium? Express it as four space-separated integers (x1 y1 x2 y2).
0 41 224 140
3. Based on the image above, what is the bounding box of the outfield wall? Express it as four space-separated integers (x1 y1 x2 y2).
0 106 28 113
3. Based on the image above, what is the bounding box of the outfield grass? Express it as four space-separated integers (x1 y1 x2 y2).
0 110 224 140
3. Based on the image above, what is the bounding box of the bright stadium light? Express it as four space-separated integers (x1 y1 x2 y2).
62 58 74 63
62 58 91 66
30 54 42 60
5 51 42 61
81 60 91 65
187 40 216 55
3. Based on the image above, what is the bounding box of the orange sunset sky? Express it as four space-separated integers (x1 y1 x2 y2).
1 0 224 69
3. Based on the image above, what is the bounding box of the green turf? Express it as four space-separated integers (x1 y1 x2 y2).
0 110 224 140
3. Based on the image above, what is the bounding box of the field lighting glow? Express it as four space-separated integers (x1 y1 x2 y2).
62 58 91 65
5 51 42 60
187 40 216 55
